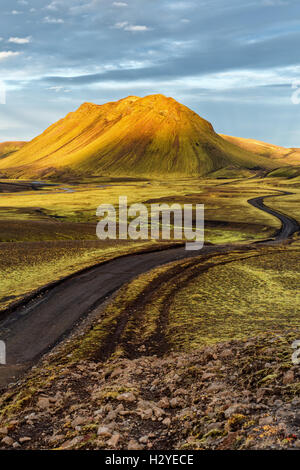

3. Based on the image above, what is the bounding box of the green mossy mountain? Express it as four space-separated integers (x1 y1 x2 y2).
0 94 278 179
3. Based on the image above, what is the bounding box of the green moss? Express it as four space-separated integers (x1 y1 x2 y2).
202 429 224 439
226 414 247 431
258 373 278 385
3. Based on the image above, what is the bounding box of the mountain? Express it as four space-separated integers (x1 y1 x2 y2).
0 141 27 160
220 135 300 166
0 94 279 179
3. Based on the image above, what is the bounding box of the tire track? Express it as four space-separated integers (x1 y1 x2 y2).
97 250 268 361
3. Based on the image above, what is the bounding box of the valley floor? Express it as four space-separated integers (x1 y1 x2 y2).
0 240 299 450
0 176 299 450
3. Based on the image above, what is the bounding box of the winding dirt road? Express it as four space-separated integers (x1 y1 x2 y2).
0 191 299 388
248 191 299 241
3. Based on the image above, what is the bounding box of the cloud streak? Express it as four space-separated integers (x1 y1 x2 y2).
8 36 31 44
114 21 151 31
0 51 20 60
43 16 64 24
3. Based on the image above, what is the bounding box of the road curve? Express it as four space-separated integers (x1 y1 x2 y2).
248 191 299 241
0 191 299 387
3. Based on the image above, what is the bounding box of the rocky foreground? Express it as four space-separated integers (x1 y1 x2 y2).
0 331 299 450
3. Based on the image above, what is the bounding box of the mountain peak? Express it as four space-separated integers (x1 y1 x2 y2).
0 94 278 179
76 94 178 113
119 95 140 102
77 102 101 111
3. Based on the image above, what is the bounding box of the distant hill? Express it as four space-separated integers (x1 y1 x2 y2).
0 141 27 160
0 95 280 179
267 166 300 180
220 135 300 166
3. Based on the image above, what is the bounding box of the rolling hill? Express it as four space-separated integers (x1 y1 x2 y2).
0 141 27 160
221 135 300 166
0 94 279 179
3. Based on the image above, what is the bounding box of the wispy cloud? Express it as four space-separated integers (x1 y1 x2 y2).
114 21 151 32
113 1 128 6
125 25 150 32
262 0 289 5
8 36 32 44
167 1 195 10
46 2 59 11
43 16 64 24
0 51 20 60
48 86 71 93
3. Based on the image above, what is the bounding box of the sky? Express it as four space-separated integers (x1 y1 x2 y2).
0 0 300 146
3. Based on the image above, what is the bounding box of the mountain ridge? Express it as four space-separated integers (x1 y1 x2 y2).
221 134 300 166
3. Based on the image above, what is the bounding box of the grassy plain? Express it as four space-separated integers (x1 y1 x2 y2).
266 185 300 222
0 176 297 313
168 244 300 350
0 239 158 311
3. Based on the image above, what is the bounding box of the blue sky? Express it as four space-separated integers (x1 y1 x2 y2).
0 0 300 146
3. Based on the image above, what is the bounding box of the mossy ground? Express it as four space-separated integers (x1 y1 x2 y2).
0 239 174 311
52 242 300 363
168 244 300 350
0 176 298 449
0 177 288 310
